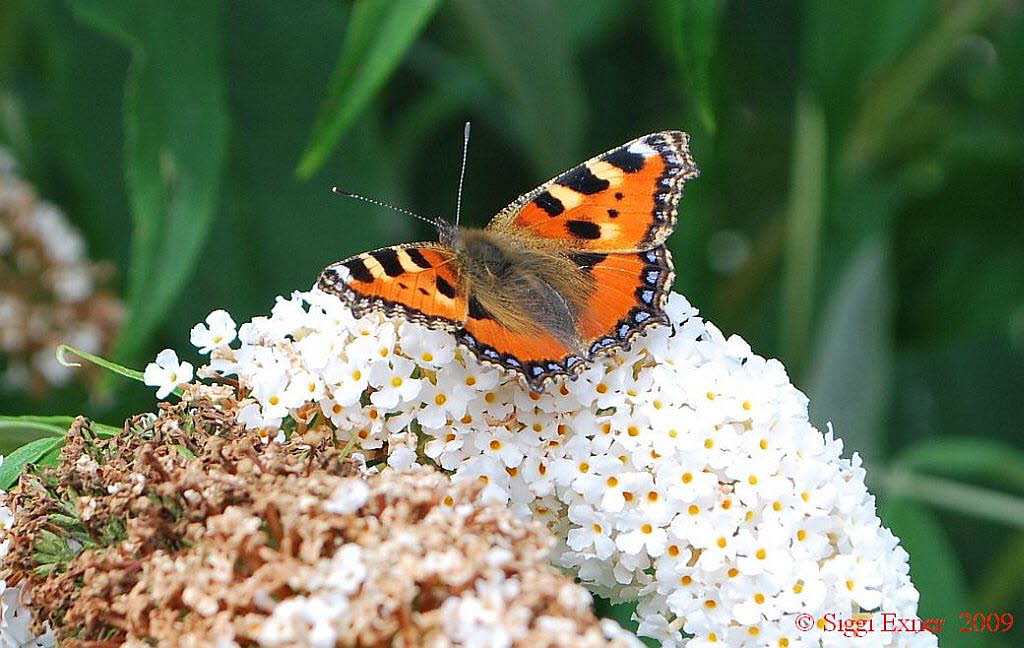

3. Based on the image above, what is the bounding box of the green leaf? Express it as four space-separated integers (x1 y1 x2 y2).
0 416 67 457
0 436 63 490
172 444 196 460
296 0 444 180
38 444 64 467
780 91 827 376
878 497 970 648
71 0 229 369
653 0 724 134
807 235 892 463
843 0 1003 174
0 416 120 457
898 437 1024 492
453 0 586 175
882 467 1024 528
0 415 75 436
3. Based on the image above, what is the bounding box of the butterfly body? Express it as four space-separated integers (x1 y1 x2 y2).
446 226 593 357
319 131 699 391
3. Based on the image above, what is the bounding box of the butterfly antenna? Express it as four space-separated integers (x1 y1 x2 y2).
455 121 471 228
332 187 446 231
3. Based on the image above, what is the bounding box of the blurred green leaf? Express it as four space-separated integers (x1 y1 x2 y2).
898 437 1024 492
296 0 444 180
454 0 586 175
71 0 229 370
0 415 76 432
780 91 826 375
878 496 970 648
807 236 892 463
0 416 67 456
0 0 25 88
883 467 1024 528
0 416 120 456
843 0 1002 175
653 0 723 134
0 436 62 489
976 530 1024 612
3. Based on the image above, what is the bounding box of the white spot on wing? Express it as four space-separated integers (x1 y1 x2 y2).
548 184 583 210
586 160 625 186
628 141 656 157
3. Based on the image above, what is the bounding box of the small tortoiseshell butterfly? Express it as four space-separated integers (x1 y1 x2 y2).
318 131 699 391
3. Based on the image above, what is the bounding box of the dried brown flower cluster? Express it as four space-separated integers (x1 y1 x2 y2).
0 151 122 394
0 388 639 647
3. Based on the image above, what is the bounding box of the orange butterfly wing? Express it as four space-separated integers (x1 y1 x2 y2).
318 243 467 329
487 131 698 252
318 132 698 392
455 308 583 383
574 248 674 350
452 248 676 388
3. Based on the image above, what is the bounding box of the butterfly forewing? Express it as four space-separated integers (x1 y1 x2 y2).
488 131 698 253
318 243 468 330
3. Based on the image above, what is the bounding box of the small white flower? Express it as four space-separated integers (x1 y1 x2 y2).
367 356 423 410
190 309 238 354
143 349 193 399
323 479 369 514
387 446 418 472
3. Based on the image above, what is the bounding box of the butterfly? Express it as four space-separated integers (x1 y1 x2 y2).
318 131 699 391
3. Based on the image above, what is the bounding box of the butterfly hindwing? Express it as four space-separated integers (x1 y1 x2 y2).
318 243 467 330
488 131 698 252
455 308 584 388
575 247 674 354
453 247 675 390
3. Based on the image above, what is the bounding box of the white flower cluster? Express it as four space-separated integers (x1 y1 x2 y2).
258 543 367 647
0 457 55 648
147 289 935 647
0 149 122 391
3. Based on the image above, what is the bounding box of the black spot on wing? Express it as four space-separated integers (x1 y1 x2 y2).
607 208 619 219
566 220 602 240
604 147 646 172
405 247 432 269
435 276 457 299
372 249 404 278
418 287 430 296
569 252 607 274
467 295 491 320
557 166 610 195
344 258 374 283
614 192 624 200
533 191 564 216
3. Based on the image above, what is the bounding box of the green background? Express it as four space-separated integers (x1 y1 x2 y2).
1 1 1022 645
